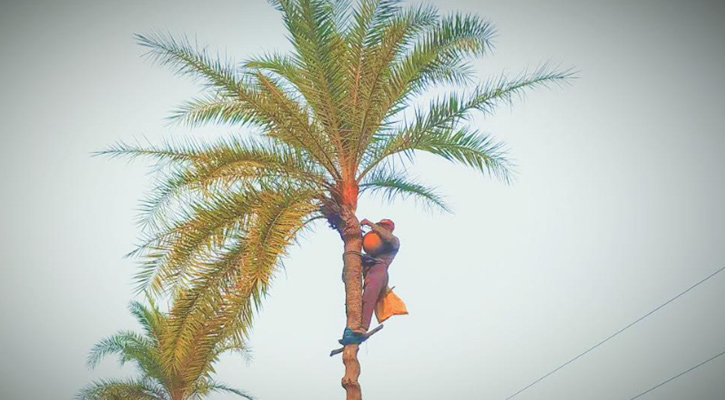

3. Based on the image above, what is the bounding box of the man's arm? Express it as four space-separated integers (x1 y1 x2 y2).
361 219 400 249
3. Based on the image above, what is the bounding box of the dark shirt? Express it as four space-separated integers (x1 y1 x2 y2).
363 222 400 272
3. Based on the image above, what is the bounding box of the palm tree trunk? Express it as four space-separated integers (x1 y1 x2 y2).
169 388 184 400
339 204 364 400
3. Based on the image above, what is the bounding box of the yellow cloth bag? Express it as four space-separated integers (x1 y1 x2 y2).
375 286 408 324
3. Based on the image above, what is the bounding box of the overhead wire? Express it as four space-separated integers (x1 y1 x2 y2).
504 264 725 400
627 349 725 400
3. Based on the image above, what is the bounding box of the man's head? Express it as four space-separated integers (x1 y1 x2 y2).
377 218 395 232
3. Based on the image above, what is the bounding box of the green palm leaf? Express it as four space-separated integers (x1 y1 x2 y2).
99 136 328 232
359 64 572 181
195 381 254 400
136 31 342 177
136 32 243 97
77 378 167 400
80 301 252 400
170 95 255 127
360 168 450 212
157 187 318 381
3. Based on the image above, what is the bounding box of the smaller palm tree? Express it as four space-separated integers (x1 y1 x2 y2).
78 299 253 400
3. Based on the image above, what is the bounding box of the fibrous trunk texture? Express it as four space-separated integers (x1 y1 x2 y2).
340 204 363 400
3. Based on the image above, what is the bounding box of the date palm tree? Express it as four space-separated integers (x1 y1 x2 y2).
98 1 571 398
78 300 253 400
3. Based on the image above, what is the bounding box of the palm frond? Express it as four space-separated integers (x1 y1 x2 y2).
344 3 439 163
347 8 496 165
415 127 515 182
196 381 255 400
92 136 199 167
82 297 258 400
136 32 242 97
396 11 496 93
184 192 317 373
249 70 343 176
156 238 251 375
137 32 342 177
130 188 259 297
116 133 329 297
359 64 571 179
269 0 348 138
86 327 168 386
360 168 450 212
128 300 164 344
164 239 249 348
169 95 255 127
373 126 514 183
242 52 304 91
207 189 319 343
77 378 167 400
124 135 329 232
86 331 154 369
326 0 354 32
241 188 319 310
377 12 496 127
155 187 318 381
467 63 574 116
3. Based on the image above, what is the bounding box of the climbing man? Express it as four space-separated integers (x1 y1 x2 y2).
339 218 399 346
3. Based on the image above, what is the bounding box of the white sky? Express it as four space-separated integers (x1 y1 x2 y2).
1 1 724 399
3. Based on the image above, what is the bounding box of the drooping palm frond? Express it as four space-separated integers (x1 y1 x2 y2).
371 126 514 182
131 189 262 297
161 187 320 382
164 239 249 350
98 135 329 232
87 302 166 383
360 167 450 212
87 330 161 374
194 381 255 400
107 137 337 302
81 300 252 400
77 378 168 400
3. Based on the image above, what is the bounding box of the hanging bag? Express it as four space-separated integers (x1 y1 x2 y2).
375 286 408 323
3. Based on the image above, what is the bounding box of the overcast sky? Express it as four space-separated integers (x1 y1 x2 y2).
1 1 724 399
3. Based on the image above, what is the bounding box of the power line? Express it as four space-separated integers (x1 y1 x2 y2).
627 349 725 400
504 264 725 400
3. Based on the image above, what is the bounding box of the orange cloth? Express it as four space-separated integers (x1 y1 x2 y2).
375 286 408 323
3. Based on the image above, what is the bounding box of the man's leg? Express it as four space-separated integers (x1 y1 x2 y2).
359 267 387 332
338 266 387 345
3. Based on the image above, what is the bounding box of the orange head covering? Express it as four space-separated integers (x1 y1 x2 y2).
377 218 395 231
